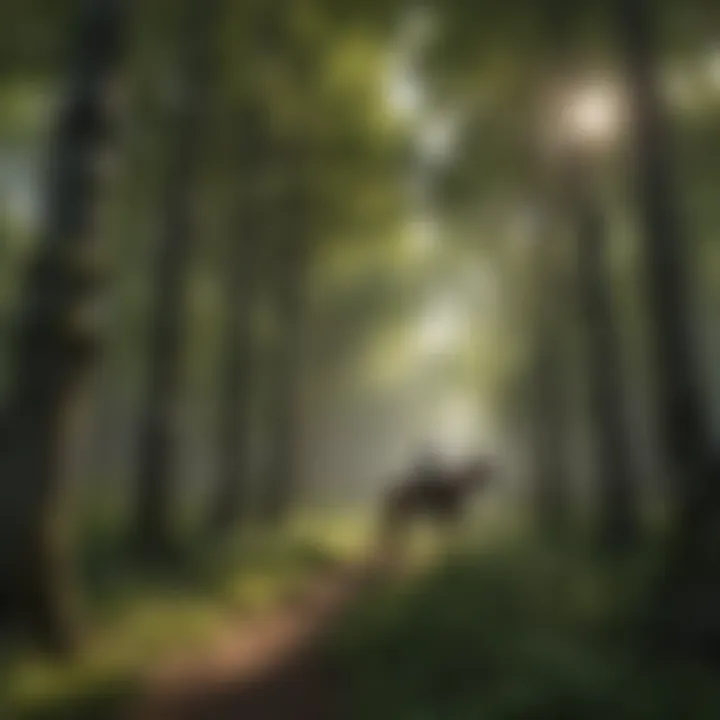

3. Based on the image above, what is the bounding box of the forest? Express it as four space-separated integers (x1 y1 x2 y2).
2 0 720 717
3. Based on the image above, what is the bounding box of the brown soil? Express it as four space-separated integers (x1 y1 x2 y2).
125 561 382 720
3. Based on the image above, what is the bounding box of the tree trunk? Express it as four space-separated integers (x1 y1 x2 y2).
528 203 574 536
208 194 263 535
259 237 308 524
615 0 720 658
564 152 639 550
133 1 216 555
0 0 128 653
525 0 580 537
614 0 711 527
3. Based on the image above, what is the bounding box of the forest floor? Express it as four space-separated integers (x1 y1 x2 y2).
124 525 454 719
1 515 375 720
125 560 381 720
9 519 720 719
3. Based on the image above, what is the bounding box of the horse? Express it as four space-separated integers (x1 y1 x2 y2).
377 456 496 558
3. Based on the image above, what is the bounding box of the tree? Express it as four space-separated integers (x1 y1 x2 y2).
525 0 582 537
612 0 720 658
527 197 575 536
614 0 711 529
563 149 639 550
133 0 218 554
0 0 128 652
207 108 267 534
258 181 310 523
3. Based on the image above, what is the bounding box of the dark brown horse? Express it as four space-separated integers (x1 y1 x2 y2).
378 456 496 554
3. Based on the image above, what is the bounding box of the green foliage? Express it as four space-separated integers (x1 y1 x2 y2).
3 0 720 712
0 523 345 720
332 541 720 720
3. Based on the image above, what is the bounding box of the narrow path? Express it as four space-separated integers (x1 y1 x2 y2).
126 561 381 720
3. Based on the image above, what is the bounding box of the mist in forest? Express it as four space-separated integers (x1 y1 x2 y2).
2 0 720 718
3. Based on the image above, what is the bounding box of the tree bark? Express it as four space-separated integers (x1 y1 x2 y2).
208 190 263 534
564 152 639 550
528 202 574 536
614 0 711 526
133 0 216 555
615 0 720 658
0 0 128 652
525 0 580 536
259 236 309 524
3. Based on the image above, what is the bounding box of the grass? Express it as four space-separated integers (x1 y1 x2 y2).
331 532 720 720
7 507 716 720
0 512 366 720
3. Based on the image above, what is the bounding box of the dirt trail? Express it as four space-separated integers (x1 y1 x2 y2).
126 561 381 720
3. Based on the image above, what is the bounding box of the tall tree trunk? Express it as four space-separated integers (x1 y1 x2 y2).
208 184 263 535
259 237 308 524
528 203 574 536
615 0 720 657
133 1 216 555
0 0 127 652
526 0 579 536
614 0 711 527
564 152 639 550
